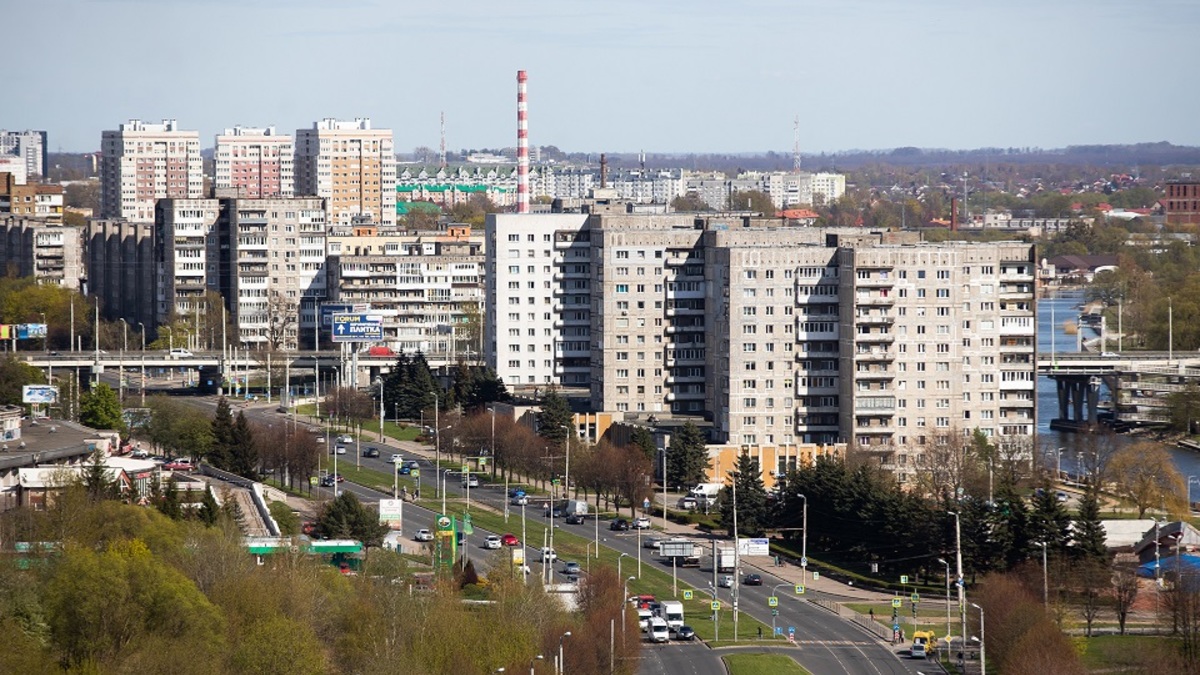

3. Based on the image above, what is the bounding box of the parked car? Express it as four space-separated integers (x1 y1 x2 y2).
501 533 520 547
320 474 344 487
610 518 630 531
164 460 194 472
399 465 412 475
743 573 763 586
168 348 193 358
633 517 651 529
484 535 502 550
388 454 403 464
674 625 696 641
564 513 585 525
414 529 434 542
363 447 380 458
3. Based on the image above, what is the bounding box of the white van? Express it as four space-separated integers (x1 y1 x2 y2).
648 617 670 643
637 608 653 632
659 600 685 631
168 348 194 358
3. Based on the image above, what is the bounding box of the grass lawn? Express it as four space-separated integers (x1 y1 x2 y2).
844 601 956 636
1074 634 1180 672
722 653 811 675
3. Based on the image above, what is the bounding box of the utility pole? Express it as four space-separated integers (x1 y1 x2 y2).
950 510 966 669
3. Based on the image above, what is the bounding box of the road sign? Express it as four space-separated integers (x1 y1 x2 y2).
775 626 783 635
410 469 420 478
911 593 920 603
788 626 795 635
772 609 779 616
711 601 720 611
812 571 819 580
788 633 795 643
768 596 778 607
643 498 651 510
900 575 909 584
800 556 808 568
683 590 693 600
461 464 469 473
794 584 805 595
892 598 902 608
893 623 900 632
331 313 383 342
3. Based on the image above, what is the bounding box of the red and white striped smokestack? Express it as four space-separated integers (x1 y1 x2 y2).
516 70 530 214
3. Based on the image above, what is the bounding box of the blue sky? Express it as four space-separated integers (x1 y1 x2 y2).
5 0 1198 154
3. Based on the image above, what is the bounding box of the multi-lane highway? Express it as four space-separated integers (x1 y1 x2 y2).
202 401 930 675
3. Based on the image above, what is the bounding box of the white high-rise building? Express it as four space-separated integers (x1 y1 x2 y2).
214 126 294 199
295 118 396 227
100 120 203 222
0 130 47 179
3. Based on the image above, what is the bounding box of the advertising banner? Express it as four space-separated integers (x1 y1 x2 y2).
22 385 59 404
379 499 404 530
737 537 771 556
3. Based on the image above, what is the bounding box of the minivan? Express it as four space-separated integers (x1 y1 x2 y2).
648 617 670 643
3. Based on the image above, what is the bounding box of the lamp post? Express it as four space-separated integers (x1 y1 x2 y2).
622 575 636 645
799 493 808 583
1055 446 1065 481
377 377 385 442
618 552 628 581
971 602 985 675
442 469 450 515
732 472 740 643
937 557 951 641
557 631 571 675
528 654 543 675
137 322 146 405
117 318 128 402
949 510 966 671
434 391 440 498
40 312 46 353
662 447 668 531
1036 541 1049 606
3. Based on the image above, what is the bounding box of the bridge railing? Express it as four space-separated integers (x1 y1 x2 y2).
809 598 894 641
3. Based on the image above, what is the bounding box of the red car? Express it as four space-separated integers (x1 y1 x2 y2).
164 460 195 472
501 533 520 547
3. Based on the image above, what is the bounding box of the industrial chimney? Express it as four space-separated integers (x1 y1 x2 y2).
517 70 529 214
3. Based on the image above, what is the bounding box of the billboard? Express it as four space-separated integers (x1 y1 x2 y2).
22 385 58 404
331 313 383 342
379 499 404 531
737 537 771 556
660 540 696 558
319 303 355 327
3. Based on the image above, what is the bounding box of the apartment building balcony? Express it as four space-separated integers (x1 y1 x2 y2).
553 272 564 281
855 313 894 325
855 331 894 343
855 294 895 306
854 348 894 361
666 307 704 316
999 379 1035 391
855 276 894 288
998 341 1034 353
666 374 705 384
795 405 839 414
854 422 895 435
854 368 894 380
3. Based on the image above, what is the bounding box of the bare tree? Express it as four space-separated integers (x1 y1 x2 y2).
911 431 973 500
1112 563 1141 635
264 290 298 351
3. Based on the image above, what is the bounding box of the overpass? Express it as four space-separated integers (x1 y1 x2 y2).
1038 351 1200 431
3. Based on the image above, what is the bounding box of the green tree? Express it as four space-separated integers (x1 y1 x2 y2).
0 355 46 405
209 396 235 469
1108 441 1187 517
80 450 119 503
1029 478 1072 555
158 477 184 520
631 426 656 463
728 189 776 215
471 367 511 407
229 411 258 480
1168 383 1200 434
989 484 1032 570
670 193 712 212
666 422 708 488
79 382 124 433
536 388 572 444
314 491 388 546
1073 480 1109 564
198 487 220 526
718 452 770 537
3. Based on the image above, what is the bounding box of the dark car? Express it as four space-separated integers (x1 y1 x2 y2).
610 518 630 531
674 625 696 641
565 513 585 525
363 447 380 458
743 573 763 586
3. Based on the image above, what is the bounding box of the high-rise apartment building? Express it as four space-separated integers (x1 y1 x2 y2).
0 130 48 179
214 126 294 199
100 120 203 222
155 199 219 324
485 207 1036 475
0 216 85 290
86 219 157 329
295 118 396 227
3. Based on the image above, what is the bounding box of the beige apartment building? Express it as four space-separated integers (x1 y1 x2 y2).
0 216 85 290
295 118 396 227
100 120 204 222
214 126 295 199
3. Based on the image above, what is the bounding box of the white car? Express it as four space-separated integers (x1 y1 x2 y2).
388 454 403 464
510 495 529 506
633 517 651 529
414 529 434 542
461 474 479 488
719 574 735 588
337 435 354 444
333 445 347 455
540 547 557 562
168 348 194 358
484 535 502 550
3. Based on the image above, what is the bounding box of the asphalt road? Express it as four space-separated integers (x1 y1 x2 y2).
637 644 724 675
192 402 930 675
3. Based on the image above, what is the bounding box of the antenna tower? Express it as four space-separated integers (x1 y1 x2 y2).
439 111 447 168
793 114 801 172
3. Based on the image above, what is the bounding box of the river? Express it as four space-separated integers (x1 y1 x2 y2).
1038 290 1200 493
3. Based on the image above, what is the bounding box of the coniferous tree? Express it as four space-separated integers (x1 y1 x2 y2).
1029 478 1072 555
990 484 1032 571
536 388 572 444
229 410 258 480
631 426 656 463
719 452 770 537
158 477 184 520
471 367 512 407
1073 480 1109 564
208 397 234 469
382 353 411 420
198 487 220 526
80 450 118 503
666 422 709 488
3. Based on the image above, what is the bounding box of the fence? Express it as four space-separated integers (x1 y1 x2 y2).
809 598 894 641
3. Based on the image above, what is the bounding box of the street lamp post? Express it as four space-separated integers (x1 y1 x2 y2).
799 493 808 583
949 510 966 671
771 583 791 638
1037 541 1049 606
936 557 951 641
622 575 636 645
971 602 985 675
528 654 543 675
377 377 385 442
618 552 628 581
117 318 127 401
40 312 46 353
557 631 571 675
732 473 740 643
137 322 146 405
434 392 440 498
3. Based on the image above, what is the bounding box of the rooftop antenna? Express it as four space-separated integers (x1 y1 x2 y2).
793 114 801 172
439 111 447 169
640 149 645 172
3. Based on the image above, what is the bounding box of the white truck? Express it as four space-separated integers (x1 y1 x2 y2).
659 600 685 632
689 482 723 509
716 547 736 573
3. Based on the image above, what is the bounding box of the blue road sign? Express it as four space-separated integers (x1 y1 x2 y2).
331 313 383 342
775 626 783 635
788 626 795 635
893 623 900 632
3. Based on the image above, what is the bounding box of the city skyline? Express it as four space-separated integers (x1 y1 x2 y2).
4 0 1199 154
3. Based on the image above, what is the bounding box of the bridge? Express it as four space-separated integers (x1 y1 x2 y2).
1038 351 1200 431
12 350 466 395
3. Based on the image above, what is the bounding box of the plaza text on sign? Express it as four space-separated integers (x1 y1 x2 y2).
331 313 383 342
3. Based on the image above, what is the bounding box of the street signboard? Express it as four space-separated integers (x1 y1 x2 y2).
461 464 470 473
775 626 783 635
22 385 58 404
737 537 770 556
379 499 404 530
410 469 420 478
812 571 819 580
682 590 693 600
788 626 795 635
795 584 805 594
900 575 909 584
331 313 383 342
768 596 778 607
892 598 902 608
911 593 920 603
800 556 808 568
711 601 720 611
